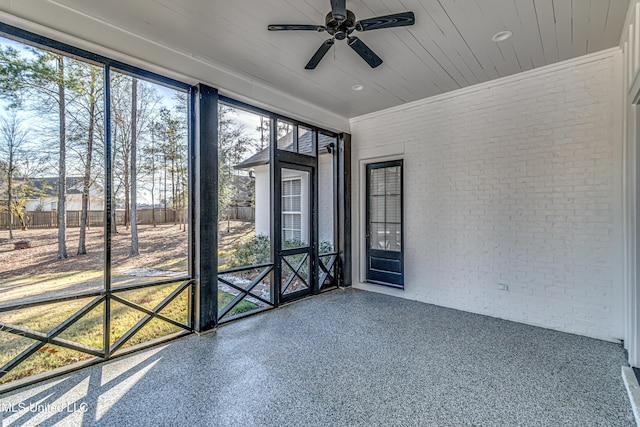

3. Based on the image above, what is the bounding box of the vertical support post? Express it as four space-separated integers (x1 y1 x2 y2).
338 133 352 287
271 118 282 306
194 84 218 332
332 136 340 287
312 144 320 294
188 85 196 329
103 65 112 357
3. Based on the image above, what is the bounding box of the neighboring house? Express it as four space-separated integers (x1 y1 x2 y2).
235 131 335 247
23 177 104 211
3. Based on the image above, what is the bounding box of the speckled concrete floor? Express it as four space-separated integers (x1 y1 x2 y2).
0 288 634 426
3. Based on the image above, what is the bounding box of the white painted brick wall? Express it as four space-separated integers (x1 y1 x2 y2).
351 52 621 341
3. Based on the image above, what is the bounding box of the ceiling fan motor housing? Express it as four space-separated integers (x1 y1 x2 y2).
325 10 356 40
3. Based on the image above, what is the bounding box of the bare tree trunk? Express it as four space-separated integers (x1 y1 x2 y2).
7 150 13 240
130 78 139 256
151 133 156 228
124 146 130 230
111 123 118 234
180 165 186 232
56 55 68 260
78 69 97 255
163 155 167 223
171 157 176 225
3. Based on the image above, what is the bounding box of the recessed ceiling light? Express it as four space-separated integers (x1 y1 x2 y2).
491 30 513 42
352 84 364 91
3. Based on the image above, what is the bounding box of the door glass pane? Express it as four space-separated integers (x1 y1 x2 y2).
370 223 385 249
386 195 401 223
370 168 386 195
386 167 401 195
368 164 402 252
281 169 309 248
370 195 385 222
387 223 402 251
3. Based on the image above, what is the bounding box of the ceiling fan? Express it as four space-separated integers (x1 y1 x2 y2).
268 0 415 69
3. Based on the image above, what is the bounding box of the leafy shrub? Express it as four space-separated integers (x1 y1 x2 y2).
228 234 270 268
228 235 335 268
319 241 334 255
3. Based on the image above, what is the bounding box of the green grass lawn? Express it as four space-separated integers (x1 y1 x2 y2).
0 221 261 384
217 289 258 318
0 284 257 384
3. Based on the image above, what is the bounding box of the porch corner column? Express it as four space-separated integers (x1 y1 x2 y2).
194 83 218 332
338 133 352 287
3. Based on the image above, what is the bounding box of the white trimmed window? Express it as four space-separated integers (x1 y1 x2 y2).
282 178 302 242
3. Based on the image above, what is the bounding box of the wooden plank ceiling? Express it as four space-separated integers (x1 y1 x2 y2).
48 0 628 118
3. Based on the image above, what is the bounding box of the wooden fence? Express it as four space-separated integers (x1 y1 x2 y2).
225 206 255 221
0 208 188 229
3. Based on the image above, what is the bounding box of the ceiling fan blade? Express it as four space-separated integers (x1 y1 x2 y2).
305 39 335 70
348 36 383 68
330 0 347 20
268 24 326 31
355 11 415 32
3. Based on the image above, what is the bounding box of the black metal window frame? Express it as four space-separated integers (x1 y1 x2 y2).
0 22 352 392
0 22 194 393
216 97 345 314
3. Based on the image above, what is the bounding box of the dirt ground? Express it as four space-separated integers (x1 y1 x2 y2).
0 220 255 307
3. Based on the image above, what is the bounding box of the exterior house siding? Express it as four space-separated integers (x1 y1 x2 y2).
253 154 334 245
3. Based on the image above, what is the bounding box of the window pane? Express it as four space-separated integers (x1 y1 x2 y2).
290 178 301 195
110 71 189 287
282 196 292 212
370 195 386 222
387 223 402 251
281 169 308 247
386 167 401 195
298 126 314 156
291 194 301 212
283 213 301 229
217 104 270 271
0 37 105 307
318 132 336 153
277 120 294 152
0 35 106 381
216 105 272 318
370 223 385 249
386 195 401 223
370 168 386 195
